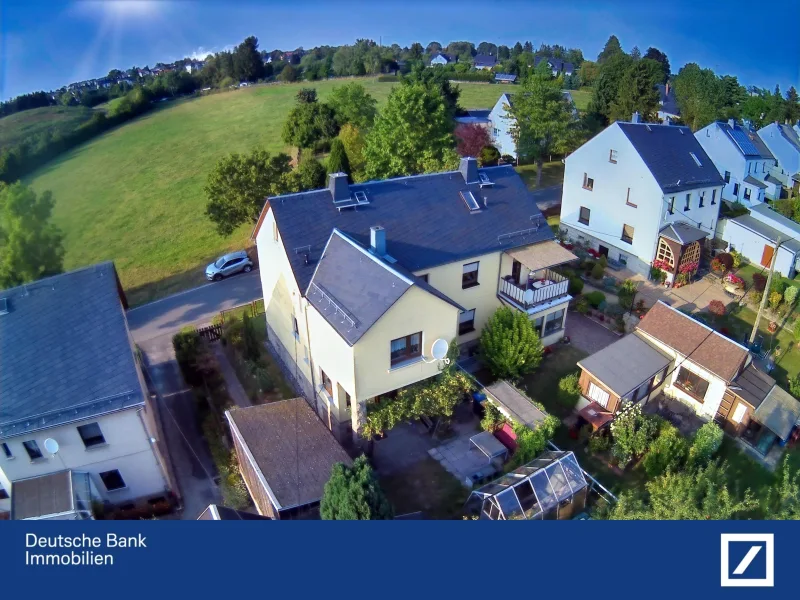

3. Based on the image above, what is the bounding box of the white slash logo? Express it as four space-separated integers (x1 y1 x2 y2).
720 534 774 587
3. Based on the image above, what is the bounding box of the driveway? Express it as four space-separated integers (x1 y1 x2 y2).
566 313 620 354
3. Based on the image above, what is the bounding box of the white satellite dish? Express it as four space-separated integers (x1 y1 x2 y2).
431 338 449 361
44 438 59 455
523 289 535 304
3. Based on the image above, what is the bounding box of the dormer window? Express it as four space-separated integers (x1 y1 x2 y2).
609 149 618 164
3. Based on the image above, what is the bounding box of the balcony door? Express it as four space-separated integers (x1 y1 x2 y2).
511 259 522 285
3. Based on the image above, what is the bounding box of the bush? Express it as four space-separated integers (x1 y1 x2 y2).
478 145 500 166
730 249 742 269
508 416 560 469
785 286 798 306
650 267 667 283
501 154 515 164
769 291 783 311
557 372 582 409
588 433 611 454
480 307 544 380
576 296 589 314
752 272 767 292
770 278 787 297
708 299 726 318
642 423 689 477
610 404 659 468
618 279 637 310
789 375 800 397
688 422 723 467
749 290 763 306
715 252 734 271
568 277 584 295
480 402 506 432
585 291 606 308
591 261 604 279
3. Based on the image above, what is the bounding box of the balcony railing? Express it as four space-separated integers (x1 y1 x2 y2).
498 268 569 311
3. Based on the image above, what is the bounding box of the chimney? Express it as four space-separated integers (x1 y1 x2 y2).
370 226 386 256
328 172 349 203
631 111 641 124
459 157 478 183
728 118 736 129
664 116 672 126
742 119 752 131
665 82 670 96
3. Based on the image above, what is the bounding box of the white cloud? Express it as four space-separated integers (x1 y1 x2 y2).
187 44 235 61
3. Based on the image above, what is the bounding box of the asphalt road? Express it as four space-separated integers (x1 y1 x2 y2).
127 270 263 342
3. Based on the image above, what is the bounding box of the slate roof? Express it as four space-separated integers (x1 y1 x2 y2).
0 263 143 440
577 333 673 398
778 123 800 152
455 109 491 124
754 385 800 440
263 163 556 295
226 399 352 510
729 212 800 254
494 73 517 82
743 175 768 189
659 221 709 245
534 56 573 73
307 230 461 346
617 122 725 194
732 364 774 410
474 54 497 68
656 84 680 117
716 121 774 159
636 301 749 383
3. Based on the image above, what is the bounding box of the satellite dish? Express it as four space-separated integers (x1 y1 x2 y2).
44 438 59 455
523 289 534 304
431 338 449 361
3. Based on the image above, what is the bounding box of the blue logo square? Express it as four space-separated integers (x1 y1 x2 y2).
728 541 767 580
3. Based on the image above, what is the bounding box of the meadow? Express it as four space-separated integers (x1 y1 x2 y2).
0 105 95 147
24 78 579 305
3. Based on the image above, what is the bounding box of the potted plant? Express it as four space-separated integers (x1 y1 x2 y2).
768 321 778 333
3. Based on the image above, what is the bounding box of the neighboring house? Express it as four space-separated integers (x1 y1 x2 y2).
577 301 800 456
0 263 173 519
252 158 576 441
757 121 800 190
197 504 271 520
695 119 778 205
225 399 352 519
656 82 680 122
494 73 517 83
454 109 491 128
560 114 725 280
488 92 576 159
533 56 573 77
430 53 456 65
720 203 800 276
474 54 497 70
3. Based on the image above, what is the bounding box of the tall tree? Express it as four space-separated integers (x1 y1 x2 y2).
511 42 523 58
643 47 671 83
480 306 544 380
507 73 577 186
363 83 458 179
327 82 378 129
282 99 339 150
784 86 800 123
407 42 424 60
588 53 634 122
578 60 601 87
286 157 326 192
338 124 367 180
523 41 533 53
673 62 725 131
0 183 65 288
402 64 461 119
476 42 498 56
497 45 511 60
326 138 351 177
610 58 663 122
204 149 293 235
320 456 393 520
630 45 641 61
425 41 442 54
597 35 624 64
233 36 265 82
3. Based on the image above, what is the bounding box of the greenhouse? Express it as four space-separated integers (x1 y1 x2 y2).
465 451 588 520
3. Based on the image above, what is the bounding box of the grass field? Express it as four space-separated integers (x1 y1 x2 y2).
25 78 578 305
0 105 96 148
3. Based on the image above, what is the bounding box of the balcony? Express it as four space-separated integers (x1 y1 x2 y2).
498 268 570 312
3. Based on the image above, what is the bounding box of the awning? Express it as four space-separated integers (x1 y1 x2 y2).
578 401 615 431
484 380 548 430
743 175 767 189
506 241 578 273
753 386 800 440
659 222 709 245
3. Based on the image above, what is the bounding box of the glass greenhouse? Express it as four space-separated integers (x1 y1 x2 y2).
466 451 588 520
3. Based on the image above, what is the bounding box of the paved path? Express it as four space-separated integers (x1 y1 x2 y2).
212 344 252 408
566 313 620 355
127 271 262 343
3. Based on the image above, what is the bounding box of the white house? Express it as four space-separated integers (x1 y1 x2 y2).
0 263 173 519
473 54 497 70
695 119 778 205
560 115 725 281
430 53 455 66
533 56 573 77
655 83 680 122
757 122 800 190
488 92 576 159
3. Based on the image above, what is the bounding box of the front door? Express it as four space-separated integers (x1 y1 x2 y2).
598 245 609 257
511 260 522 285
761 244 775 268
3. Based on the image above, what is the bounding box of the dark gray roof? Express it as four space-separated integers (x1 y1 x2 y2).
743 175 768 189
765 174 783 185
534 56 573 73
197 504 271 520
717 121 774 159
728 215 800 253
656 84 680 116
778 123 800 152
0 263 144 440
494 73 517 82
432 52 455 63
577 333 673 397
474 54 497 67
267 164 556 295
754 385 800 440
732 364 774 409
455 109 491 124
307 230 461 345
659 221 709 245
618 122 725 193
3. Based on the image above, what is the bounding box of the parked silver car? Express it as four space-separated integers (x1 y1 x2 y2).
205 251 254 281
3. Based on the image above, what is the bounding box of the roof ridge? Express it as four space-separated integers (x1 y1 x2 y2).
650 300 750 353
0 261 114 296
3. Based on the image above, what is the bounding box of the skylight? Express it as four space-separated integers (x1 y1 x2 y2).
690 152 702 167
460 190 481 212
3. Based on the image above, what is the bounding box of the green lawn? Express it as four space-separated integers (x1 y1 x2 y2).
0 105 95 147
24 78 547 306
514 160 564 189
568 88 592 111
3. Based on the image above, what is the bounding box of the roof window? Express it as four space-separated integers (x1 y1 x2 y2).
690 152 702 167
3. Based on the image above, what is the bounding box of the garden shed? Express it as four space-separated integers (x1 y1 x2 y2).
465 451 588 520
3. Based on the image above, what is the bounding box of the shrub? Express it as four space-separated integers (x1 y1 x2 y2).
770 278 787 297
610 404 659 468
591 261 605 279
650 266 667 283
749 290 763 306
710 258 724 273
642 423 689 477
585 291 606 308
321 456 394 520
730 249 742 269
480 402 506 432
588 433 611 454
576 296 589 314
478 145 500 166
794 318 800 342
785 286 798 306
715 252 734 271
569 277 584 295
708 300 727 318
618 279 637 310
500 154 515 164
789 375 800 397
688 422 723 467
769 291 783 311
480 307 544 380
752 272 767 292
507 416 560 469
557 372 582 409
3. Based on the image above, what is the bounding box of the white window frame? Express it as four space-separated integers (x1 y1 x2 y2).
732 403 747 424
587 382 610 409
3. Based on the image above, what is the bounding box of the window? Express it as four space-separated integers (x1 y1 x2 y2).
0 487 7 500
652 368 666 388
99 470 126 492
733 183 740 197
418 273 429 283
390 332 422 366
674 366 709 401
618 253 628 266
321 369 333 397
582 173 594 191
292 316 299 337
689 152 702 167
747 162 752 174
533 316 544 334
724 171 731 183
459 309 476 335
711 189 717 205
587 382 610 409
732 403 748 424
1 443 11 459
625 188 637 208
462 262 479 289
493 128 499 137
345 392 352 409
656 239 675 268
77 422 106 448
668 196 675 215
579 206 590 225
744 187 751 201
609 149 618 163
699 192 705 208
684 193 691 211
23 440 42 460
272 221 279 242
544 309 564 335
621 224 634 244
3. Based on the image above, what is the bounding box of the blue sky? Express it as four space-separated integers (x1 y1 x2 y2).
1 0 798 101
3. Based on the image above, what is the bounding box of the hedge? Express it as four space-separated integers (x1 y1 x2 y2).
585 291 606 308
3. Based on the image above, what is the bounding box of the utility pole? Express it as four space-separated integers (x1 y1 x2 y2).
750 235 781 345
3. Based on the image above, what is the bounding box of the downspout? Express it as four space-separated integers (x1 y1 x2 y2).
136 407 170 495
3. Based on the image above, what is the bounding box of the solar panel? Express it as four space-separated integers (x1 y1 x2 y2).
460 190 481 212
728 127 760 156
